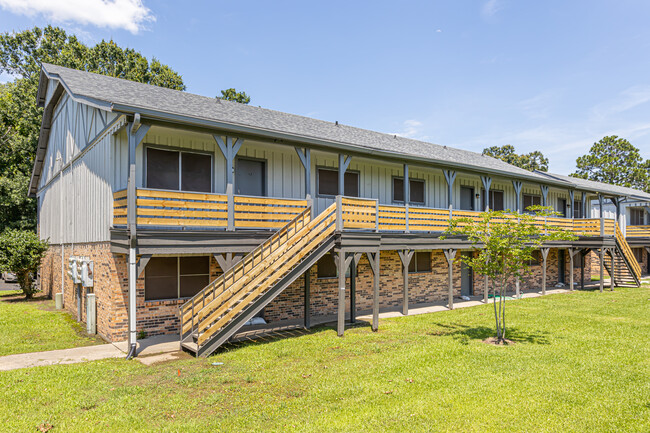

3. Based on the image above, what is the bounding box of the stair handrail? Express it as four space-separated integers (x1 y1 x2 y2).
195 202 338 346
615 223 642 280
180 205 312 339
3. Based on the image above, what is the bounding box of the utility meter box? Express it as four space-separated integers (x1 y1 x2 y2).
68 257 81 284
80 260 94 288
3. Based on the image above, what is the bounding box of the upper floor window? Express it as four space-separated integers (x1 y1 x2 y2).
317 168 359 197
482 189 504 211
459 186 475 211
630 208 645 226
146 147 212 193
523 194 541 213
393 177 425 204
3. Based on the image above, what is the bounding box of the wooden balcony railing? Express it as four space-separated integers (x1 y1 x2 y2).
113 190 619 236
626 225 650 237
112 189 307 230
339 197 615 236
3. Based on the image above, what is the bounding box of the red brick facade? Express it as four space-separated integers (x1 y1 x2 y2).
39 245 594 342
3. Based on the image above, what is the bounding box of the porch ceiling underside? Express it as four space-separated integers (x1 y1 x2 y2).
110 229 616 255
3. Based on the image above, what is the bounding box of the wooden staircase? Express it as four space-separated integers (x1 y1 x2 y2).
180 203 338 357
603 224 642 287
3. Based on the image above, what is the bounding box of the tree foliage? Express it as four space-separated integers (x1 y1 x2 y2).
444 206 576 343
0 26 185 233
483 145 549 172
571 135 649 192
219 88 251 104
0 229 49 298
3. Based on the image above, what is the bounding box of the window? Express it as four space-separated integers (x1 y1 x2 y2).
459 186 474 211
482 190 504 211
633 248 643 263
316 253 351 278
146 147 212 192
630 208 645 226
393 177 425 204
317 253 337 278
573 200 583 219
523 194 541 213
557 198 567 217
317 168 359 197
145 256 210 301
408 251 432 273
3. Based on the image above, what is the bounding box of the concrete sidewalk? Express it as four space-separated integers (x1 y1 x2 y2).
0 334 180 371
356 288 571 321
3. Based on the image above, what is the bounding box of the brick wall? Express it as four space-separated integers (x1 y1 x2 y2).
39 245 596 342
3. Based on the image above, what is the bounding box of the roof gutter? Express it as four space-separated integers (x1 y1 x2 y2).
111 103 574 189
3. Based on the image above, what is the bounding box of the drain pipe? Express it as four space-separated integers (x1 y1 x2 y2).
126 115 144 360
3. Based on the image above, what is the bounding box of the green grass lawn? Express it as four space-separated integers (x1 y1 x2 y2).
1 286 649 432
0 290 104 356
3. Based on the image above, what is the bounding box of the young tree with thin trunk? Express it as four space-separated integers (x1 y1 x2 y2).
444 206 576 343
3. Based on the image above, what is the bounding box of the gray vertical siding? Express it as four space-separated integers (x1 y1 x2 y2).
36 92 119 243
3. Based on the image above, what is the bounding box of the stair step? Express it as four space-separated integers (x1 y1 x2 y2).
181 341 198 353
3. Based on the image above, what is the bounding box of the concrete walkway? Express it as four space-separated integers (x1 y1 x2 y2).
0 334 180 371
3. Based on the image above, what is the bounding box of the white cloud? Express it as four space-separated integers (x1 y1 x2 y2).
0 0 154 34
0 71 14 84
436 29 442 33
591 84 650 120
481 0 503 19
391 119 429 140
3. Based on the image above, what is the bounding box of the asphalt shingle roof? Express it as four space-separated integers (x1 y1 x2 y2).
537 172 650 200
35 63 650 200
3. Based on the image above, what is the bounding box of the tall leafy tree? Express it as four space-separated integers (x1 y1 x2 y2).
219 88 251 104
0 26 185 233
483 145 549 172
571 135 649 191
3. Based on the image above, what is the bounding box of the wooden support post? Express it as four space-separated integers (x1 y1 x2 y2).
580 250 586 290
367 251 380 332
610 248 615 291
568 248 575 291
598 194 604 236
541 247 549 295
350 253 361 324
336 252 353 337
512 180 523 213
295 147 312 206
304 267 311 329
338 154 352 197
335 195 343 231
214 135 243 231
443 249 456 309
443 169 457 209
337 250 346 337
540 185 549 207
599 248 605 293
582 193 587 219
568 190 575 218
481 176 492 211
398 250 414 315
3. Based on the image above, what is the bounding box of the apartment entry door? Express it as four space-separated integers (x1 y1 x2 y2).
235 158 266 196
460 252 473 297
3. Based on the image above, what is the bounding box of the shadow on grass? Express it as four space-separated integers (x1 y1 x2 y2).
212 321 371 356
428 322 550 345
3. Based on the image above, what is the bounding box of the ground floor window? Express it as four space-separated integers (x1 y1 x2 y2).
632 248 643 263
316 253 351 279
408 251 432 273
145 256 210 301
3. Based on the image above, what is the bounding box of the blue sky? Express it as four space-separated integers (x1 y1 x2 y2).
1 0 650 174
